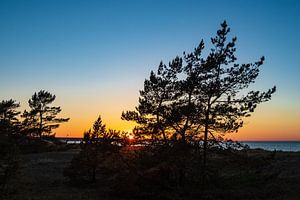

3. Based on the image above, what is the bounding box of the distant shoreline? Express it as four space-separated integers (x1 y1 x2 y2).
241 141 300 152
54 137 300 152
55 137 300 142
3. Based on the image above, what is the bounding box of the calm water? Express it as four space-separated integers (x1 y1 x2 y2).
241 141 300 152
61 138 300 152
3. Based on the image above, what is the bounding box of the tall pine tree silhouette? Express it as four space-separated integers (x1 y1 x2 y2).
122 21 276 168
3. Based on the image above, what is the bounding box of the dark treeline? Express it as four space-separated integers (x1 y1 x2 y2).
0 90 69 140
1 22 282 199
0 90 69 188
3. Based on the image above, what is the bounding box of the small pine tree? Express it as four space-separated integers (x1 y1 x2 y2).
0 99 21 137
22 90 69 138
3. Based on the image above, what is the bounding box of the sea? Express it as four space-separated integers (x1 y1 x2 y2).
60 138 300 152
241 141 300 152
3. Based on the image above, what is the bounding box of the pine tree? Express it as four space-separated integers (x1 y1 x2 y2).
122 59 183 144
186 21 276 167
122 21 276 168
23 90 69 138
0 99 21 136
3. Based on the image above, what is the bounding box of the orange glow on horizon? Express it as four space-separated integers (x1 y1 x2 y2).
54 100 300 141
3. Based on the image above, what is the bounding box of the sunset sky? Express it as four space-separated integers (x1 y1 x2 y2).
0 0 299 141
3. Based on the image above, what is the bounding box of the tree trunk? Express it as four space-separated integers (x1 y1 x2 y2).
203 118 209 169
181 131 186 143
156 110 168 145
203 103 210 172
39 111 43 138
161 129 168 145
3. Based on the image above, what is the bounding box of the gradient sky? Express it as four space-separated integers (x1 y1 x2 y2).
0 0 299 140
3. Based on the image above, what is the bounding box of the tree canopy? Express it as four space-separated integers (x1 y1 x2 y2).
122 21 276 151
0 99 21 136
22 90 69 138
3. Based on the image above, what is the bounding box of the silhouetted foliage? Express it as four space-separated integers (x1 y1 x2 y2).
22 90 69 138
0 99 21 137
64 115 123 183
122 21 276 167
0 100 21 191
0 99 21 163
83 116 122 144
121 58 183 144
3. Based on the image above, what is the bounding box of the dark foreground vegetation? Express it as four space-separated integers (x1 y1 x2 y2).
61 115 298 200
1 142 300 200
1 21 285 199
3 113 298 200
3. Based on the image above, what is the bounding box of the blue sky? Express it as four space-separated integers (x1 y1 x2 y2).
0 0 299 139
